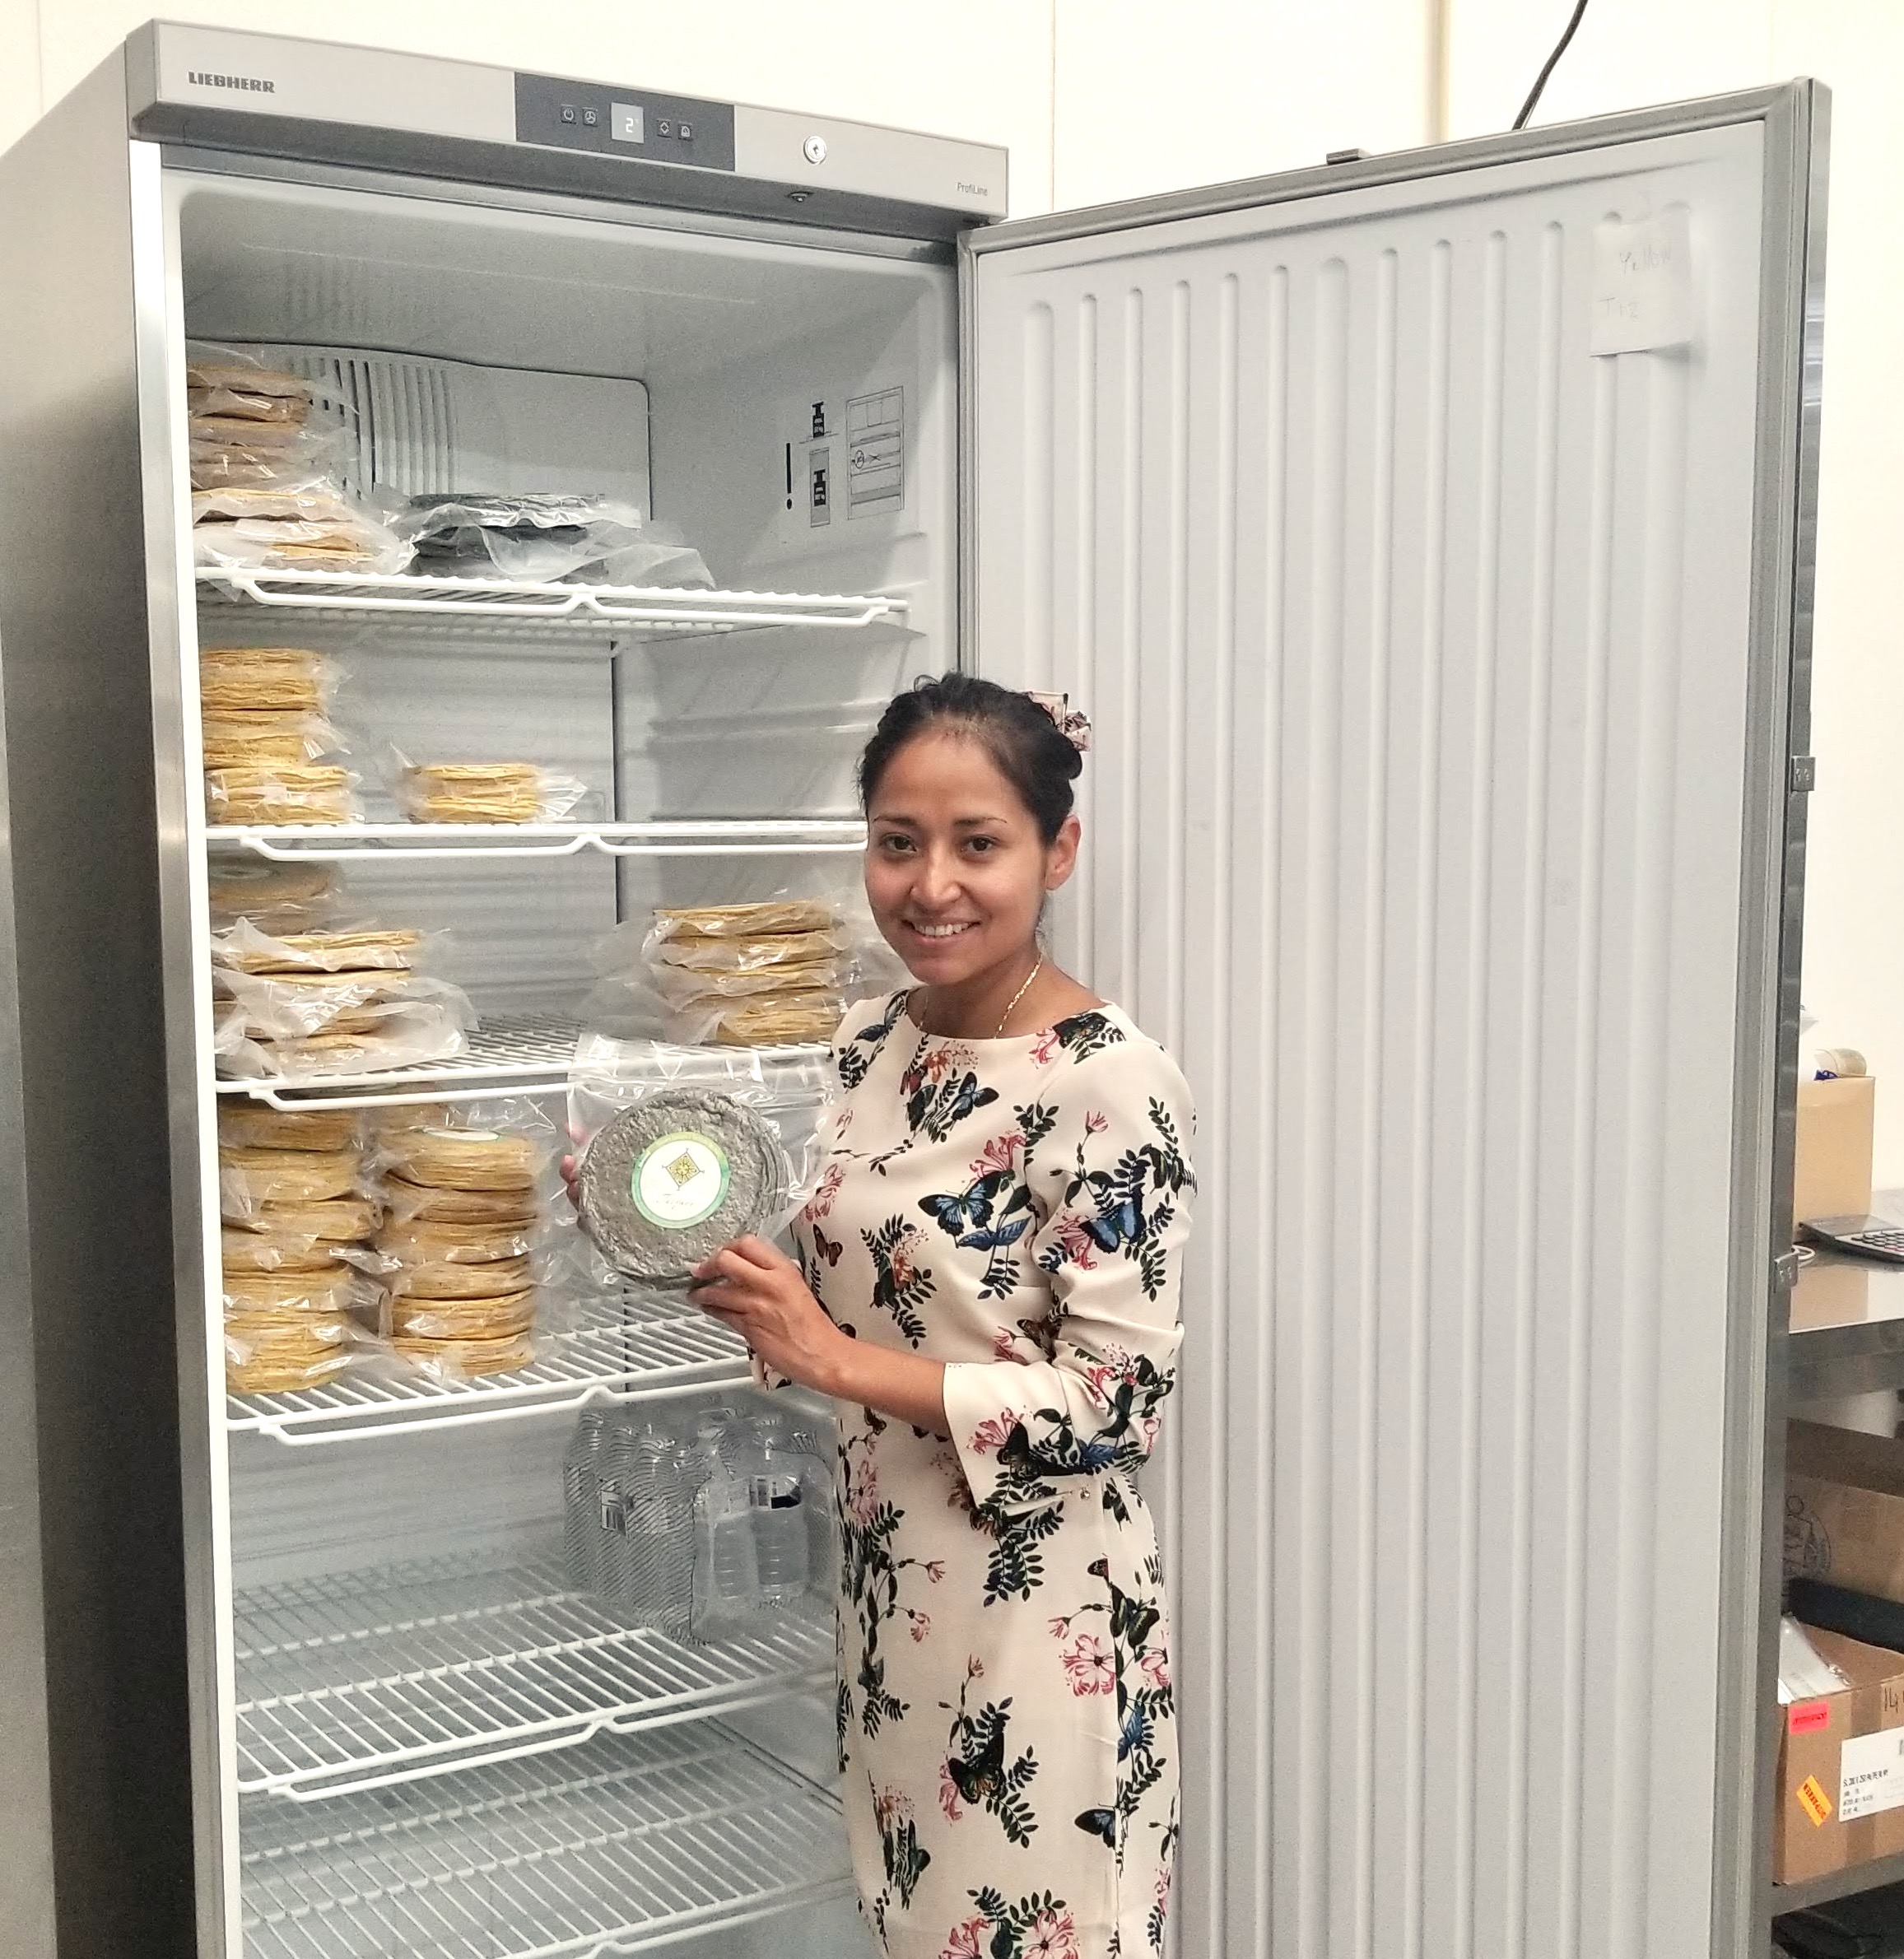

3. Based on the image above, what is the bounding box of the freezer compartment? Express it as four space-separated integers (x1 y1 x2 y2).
238 1723 852 1959
174 168 953 823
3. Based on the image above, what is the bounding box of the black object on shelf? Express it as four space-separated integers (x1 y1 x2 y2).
1788 1578 1904 1656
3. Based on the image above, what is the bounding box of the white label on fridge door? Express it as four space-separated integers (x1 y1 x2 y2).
846 386 905 518
1590 209 1695 356
1838 1724 1904 1822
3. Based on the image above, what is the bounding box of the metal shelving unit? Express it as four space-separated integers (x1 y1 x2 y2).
226 1292 751 1448
234 1550 832 1799
197 563 907 636
238 1724 852 1959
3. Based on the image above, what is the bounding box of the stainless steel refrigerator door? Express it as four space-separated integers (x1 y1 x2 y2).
961 86 1823 1959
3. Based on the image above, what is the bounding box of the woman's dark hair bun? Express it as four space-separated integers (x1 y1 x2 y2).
858 673 1083 845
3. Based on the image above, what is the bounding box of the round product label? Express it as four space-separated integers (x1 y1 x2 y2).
630 1129 731 1231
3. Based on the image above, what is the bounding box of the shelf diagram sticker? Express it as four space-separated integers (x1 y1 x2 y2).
846 386 904 519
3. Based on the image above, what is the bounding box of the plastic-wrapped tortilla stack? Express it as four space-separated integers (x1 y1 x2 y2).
207 859 340 937
200 646 355 826
398 761 575 826
210 915 471 1082
188 353 410 572
647 899 846 1049
576 1086 789 1282
375 1123 545 1376
218 1104 382 1394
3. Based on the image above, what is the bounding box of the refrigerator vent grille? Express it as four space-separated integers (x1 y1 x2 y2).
270 350 458 498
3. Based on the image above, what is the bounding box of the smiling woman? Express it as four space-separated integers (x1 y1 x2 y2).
684 674 1199 1959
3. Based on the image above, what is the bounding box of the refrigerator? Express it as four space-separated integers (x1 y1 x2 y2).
0 21 1825 1959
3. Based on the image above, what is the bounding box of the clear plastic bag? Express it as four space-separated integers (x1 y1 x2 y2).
199 646 338 714
647 926 848 973
649 899 844 944
220 1144 369 1218
189 418 351 491
205 765 357 826
213 969 474 1043
650 961 844 1007
201 711 342 770
386 747 593 825
193 485 361 525
669 992 846 1050
211 917 427 976
216 1005 470 1082
398 493 647 582
186 355 314 424
567 1033 837 1282
587 522 714 590
193 510 415 576
207 859 342 933
216 1103 363 1154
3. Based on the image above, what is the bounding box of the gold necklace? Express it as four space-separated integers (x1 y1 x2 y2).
994 957 1045 1037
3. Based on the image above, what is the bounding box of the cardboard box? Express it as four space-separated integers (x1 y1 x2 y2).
1794 1075 1875 1224
1776 1625 1904 1884
1786 1422 1904 1605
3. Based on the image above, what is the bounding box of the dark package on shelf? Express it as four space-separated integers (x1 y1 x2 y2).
395 492 713 587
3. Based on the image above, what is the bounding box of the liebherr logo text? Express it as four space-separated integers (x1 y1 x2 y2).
189 72 276 93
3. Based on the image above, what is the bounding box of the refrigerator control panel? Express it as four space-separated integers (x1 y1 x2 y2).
514 73 736 171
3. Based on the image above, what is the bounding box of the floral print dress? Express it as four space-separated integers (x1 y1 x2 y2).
789 989 1196 1959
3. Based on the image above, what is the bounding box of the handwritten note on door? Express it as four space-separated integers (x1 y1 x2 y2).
1591 208 1696 356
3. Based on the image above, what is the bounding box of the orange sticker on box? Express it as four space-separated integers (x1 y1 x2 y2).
1799 1775 1834 1827
1790 1700 1831 1735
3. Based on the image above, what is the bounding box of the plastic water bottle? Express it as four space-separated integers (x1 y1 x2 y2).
691 1445 760 1640
745 1431 810 1606
563 1410 609 1592
594 1414 635 1602
622 1422 681 1628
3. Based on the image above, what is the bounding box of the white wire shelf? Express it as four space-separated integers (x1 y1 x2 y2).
197 563 906 637
205 818 867 862
227 1292 751 1447
214 1011 830 1111
239 1724 850 1959
233 1549 833 1800
216 1012 583 1109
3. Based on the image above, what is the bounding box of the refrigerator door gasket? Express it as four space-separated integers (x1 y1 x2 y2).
226 1291 750 1446
233 1549 832 1801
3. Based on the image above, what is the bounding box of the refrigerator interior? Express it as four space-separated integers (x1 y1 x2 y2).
175 165 948 1957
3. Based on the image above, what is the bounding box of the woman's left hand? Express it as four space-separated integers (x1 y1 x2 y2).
687 1236 848 1394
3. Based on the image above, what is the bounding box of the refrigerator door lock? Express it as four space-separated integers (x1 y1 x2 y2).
803 134 827 165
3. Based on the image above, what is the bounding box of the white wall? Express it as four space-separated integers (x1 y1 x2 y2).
1051 0 1431 209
